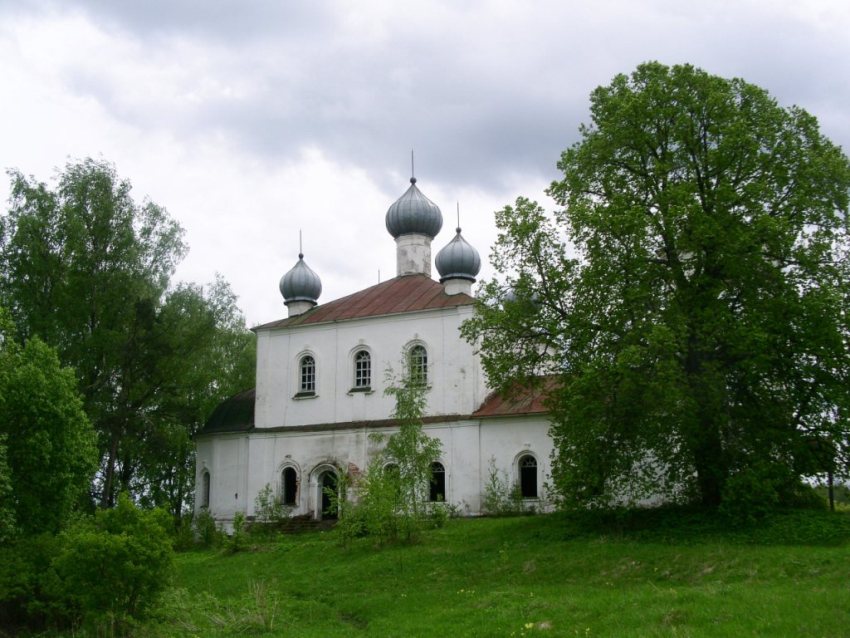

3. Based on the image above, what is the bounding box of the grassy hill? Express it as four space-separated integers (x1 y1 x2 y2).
147 510 850 637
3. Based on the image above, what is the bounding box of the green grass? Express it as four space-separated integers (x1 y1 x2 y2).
146 510 850 637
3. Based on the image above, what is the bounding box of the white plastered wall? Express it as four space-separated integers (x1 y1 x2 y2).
254 304 487 429
197 415 553 521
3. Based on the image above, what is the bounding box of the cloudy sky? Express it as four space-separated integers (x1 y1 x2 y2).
1 0 848 326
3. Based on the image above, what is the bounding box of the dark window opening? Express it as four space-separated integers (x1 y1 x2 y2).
519 455 538 499
282 467 297 506
429 462 445 502
383 463 399 478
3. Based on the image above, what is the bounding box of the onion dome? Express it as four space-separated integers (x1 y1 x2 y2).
435 227 481 282
503 285 539 308
385 177 443 239
279 253 322 305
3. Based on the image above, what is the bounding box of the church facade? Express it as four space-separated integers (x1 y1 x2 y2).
195 177 552 524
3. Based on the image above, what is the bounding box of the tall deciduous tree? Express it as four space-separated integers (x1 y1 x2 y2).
463 63 850 510
130 278 255 518
0 309 97 534
0 159 254 512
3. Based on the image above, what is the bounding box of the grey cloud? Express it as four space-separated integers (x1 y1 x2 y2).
11 0 334 42
8 0 850 199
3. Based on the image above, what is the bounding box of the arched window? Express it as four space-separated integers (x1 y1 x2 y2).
383 462 399 477
409 344 428 385
429 461 445 502
354 350 371 389
299 355 315 394
519 455 538 499
281 467 298 506
201 470 210 509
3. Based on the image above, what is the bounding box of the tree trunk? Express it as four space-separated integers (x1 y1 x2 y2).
685 319 726 508
101 434 119 508
693 425 724 507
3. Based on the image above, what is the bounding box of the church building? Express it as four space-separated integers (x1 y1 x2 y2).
195 177 553 523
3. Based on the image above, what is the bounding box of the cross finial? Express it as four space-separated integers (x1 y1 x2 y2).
456 202 461 233
410 149 416 184
299 230 303 259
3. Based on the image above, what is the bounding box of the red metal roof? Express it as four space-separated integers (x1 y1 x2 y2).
255 274 473 330
472 377 557 418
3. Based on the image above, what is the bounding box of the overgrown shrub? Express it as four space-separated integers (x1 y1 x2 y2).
0 533 64 631
482 458 524 516
171 514 197 551
250 483 290 538
53 494 174 631
719 463 817 523
255 483 287 523
0 495 174 634
719 466 780 523
225 512 247 553
426 502 452 528
193 508 222 547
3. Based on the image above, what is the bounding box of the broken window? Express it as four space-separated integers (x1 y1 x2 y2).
429 461 445 502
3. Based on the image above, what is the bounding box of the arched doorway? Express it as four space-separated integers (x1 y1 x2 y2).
281 466 298 506
319 470 338 520
518 454 538 499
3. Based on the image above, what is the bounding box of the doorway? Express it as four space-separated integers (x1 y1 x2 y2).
319 470 338 520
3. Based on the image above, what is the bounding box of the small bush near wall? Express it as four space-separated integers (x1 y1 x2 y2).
482 458 525 516
250 483 291 538
193 509 222 548
225 512 247 553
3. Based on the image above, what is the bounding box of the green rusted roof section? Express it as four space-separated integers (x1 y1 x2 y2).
198 388 255 435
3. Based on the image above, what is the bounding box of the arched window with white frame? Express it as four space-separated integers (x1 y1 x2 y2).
298 354 316 395
408 344 428 385
354 349 371 389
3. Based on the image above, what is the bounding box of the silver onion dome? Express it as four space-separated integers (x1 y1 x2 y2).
435 227 481 282
385 177 443 239
279 253 322 305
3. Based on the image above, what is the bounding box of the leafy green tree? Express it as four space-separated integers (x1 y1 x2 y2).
0 160 255 512
0 159 186 507
0 436 16 542
463 62 850 510
382 367 444 525
0 309 97 535
125 278 255 520
333 363 443 545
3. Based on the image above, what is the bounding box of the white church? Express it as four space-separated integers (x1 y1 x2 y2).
195 177 553 523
